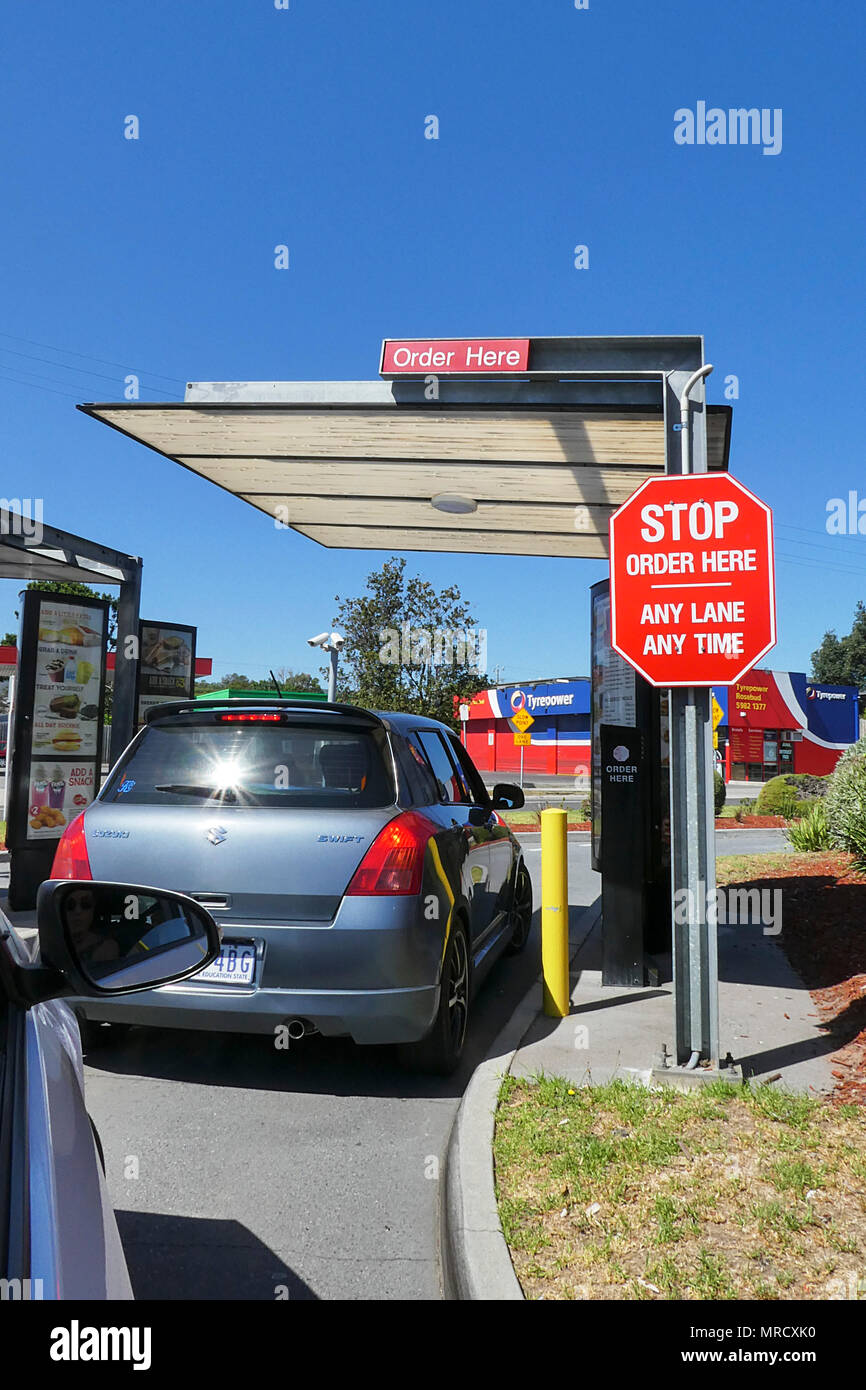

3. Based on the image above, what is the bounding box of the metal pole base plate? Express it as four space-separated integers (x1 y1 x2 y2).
650 1064 744 1092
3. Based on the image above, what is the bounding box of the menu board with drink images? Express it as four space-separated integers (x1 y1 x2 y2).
32 602 105 760
27 760 97 840
22 597 107 842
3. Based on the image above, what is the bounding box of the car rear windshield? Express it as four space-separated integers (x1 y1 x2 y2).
100 719 396 809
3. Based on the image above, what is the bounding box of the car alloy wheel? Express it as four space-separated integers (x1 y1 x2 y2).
446 926 469 1054
505 861 533 955
398 922 471 1074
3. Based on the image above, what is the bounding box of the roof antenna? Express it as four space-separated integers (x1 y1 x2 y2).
269 669 283 698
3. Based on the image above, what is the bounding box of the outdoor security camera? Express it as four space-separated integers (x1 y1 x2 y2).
330 632 345 650
307 632 330 647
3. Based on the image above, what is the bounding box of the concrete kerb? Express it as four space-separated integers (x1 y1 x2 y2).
442 897 602 1301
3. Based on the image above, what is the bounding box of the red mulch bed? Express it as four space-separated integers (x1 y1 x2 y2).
720 852 866 1105
715 815 789 829
509 816 786 832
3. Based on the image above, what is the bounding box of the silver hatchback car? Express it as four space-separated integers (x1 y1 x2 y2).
54 700 533 1072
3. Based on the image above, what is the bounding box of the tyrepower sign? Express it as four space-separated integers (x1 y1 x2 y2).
609 474 775 687
380 338 529 376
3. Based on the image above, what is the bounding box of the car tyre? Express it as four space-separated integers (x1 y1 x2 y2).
89 1114 106 1174
398 921 470 1075
505 861 533 955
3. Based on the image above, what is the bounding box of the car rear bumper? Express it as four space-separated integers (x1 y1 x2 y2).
71 894 452 1045
75 981 441 1045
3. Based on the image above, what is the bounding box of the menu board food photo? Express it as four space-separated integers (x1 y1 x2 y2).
136 620 196 726
27 760 96 839
140 623 194 693
8 592 109 848
33 603 104 759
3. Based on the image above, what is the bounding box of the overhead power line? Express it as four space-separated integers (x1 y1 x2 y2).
0 329 184 386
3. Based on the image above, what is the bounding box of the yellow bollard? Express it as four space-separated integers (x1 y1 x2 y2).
541 808 570 1017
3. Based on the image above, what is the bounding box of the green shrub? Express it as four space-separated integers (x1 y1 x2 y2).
755 776 800 818
735 798 756 822
713 770 726 815
825 736 866 866
785 801 832 851
578 795 592 820
782 773 829 801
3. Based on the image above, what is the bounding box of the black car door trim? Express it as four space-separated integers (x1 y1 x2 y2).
0 1005 30 1282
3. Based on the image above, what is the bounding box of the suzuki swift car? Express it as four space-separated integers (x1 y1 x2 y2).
52 699 533 1073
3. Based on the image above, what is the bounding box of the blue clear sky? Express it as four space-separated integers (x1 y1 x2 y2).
3 0 864 686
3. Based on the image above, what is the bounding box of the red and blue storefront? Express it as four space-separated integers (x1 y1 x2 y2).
719 670 859 781
461 671 859 781
461 679 591 777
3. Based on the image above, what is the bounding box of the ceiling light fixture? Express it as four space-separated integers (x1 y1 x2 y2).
430 493 478 515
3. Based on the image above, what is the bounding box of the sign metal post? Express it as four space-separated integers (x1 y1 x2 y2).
512 708 534 791
668 370 717 1066
609 366 775 1069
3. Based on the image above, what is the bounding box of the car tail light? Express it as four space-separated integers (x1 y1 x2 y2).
345 811 437 896
50 812 93 880
216 713 283 722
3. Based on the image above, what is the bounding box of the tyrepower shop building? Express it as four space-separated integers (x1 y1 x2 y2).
458 668 859 784
720 669 859 781
460 678 591 777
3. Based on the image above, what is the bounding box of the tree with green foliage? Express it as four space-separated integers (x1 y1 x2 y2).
811 601 866 711
194 673 266 694
272 668 324 693
194 669 324 696
330 556 489 727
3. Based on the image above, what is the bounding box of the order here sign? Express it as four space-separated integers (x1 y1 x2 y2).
380 338 530 375
609 474 776 687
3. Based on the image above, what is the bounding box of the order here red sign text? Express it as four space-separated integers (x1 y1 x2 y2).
380 338 530 376
609 473 776 687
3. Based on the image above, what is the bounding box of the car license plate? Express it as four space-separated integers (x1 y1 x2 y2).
195 942 257 986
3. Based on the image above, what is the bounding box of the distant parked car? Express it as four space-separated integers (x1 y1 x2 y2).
53 699 533 1073
0 878 219 1298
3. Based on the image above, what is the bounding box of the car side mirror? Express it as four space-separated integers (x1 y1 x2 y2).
36 880 221 996
491 783 524 811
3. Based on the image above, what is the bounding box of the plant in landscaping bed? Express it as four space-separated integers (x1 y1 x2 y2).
755 776 801 819
825 735 866 868
786 801 832 852
783 773 829 801
734 798 757 822
714 771 726 815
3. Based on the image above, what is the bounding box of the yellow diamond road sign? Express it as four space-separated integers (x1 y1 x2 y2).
712 695 724 731
512 708 534 732
514 731 531 746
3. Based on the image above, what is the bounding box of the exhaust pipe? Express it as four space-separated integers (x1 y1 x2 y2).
285 1018 316 1040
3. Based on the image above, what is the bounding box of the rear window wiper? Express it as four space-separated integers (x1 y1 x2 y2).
153 783 239 801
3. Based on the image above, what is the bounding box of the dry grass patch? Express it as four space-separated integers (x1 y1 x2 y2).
494 1075 866 1301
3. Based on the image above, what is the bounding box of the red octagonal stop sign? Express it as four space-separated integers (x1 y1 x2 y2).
610 473 776 687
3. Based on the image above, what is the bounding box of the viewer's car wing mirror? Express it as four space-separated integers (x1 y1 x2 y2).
491 783 524 811
36 881 221 996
